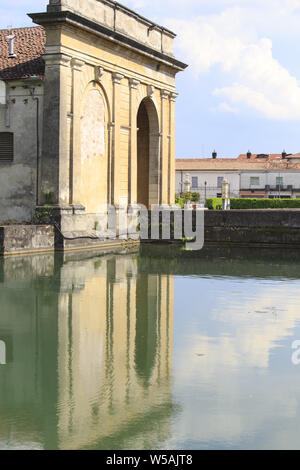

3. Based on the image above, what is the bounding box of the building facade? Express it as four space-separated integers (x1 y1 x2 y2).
0 0 187 230
176 153 300 200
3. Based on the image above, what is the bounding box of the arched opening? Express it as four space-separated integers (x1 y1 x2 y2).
137 98 159 208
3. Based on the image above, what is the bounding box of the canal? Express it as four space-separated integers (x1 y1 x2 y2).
0 244 300 450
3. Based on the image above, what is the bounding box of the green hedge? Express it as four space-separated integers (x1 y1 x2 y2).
206 198 223 210
206 198 300 210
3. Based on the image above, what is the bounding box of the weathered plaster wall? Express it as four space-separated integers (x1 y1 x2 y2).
78 86 107 212
0 225 54 255
0 81 44 224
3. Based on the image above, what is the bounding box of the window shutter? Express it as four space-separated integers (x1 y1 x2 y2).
0 133 13 163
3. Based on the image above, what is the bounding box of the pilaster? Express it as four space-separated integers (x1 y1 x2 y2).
40 53 72 205
161 89 171 205
111 72 124 205
169 92 178 204
70 58 85 205
129 78 140 204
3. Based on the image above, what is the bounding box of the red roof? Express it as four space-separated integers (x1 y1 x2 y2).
238 153 283 160
176 156 300 170
0 26 46 80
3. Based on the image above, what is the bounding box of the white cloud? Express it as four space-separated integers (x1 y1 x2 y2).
122 0 300 120
3 0 300 120
216 102 239 114
166 7 300 120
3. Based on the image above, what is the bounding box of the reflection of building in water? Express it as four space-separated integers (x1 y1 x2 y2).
0 251 174 450
57 255 174 449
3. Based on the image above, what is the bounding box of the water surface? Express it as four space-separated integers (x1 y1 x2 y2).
1 245 300 450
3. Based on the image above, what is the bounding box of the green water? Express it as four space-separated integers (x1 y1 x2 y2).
1 244 300 450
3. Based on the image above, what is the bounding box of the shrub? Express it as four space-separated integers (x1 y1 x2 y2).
206 198 300 210
230 198 300 209
175 194 184 209
179 192 201 205
206 198 222 210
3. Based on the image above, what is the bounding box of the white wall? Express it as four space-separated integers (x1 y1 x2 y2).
176 168 300 199
241 171 300 190
176 170 240 198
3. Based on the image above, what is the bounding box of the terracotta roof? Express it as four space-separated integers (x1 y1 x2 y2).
0 27 45 80
238 153 283 160
176 158 300 171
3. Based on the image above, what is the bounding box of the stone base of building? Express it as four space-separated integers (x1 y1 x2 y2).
0 205 141 256
0 225 55 256
0 223 139 257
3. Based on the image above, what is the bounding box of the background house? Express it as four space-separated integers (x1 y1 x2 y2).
176 152 300 200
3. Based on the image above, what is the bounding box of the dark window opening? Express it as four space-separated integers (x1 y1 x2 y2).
0 132 13 163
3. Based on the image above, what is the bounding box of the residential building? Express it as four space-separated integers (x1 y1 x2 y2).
176 152 300 200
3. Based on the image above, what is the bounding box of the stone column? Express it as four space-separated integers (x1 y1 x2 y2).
160 90 171 205
39 53 72 205
129 78 140 205
70 58 85 206
169 92 178 205
111 72 124 206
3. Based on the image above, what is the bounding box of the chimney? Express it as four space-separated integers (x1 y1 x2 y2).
247 150 252 159
7 32 16 58
282 150 287 159
212 150 217 159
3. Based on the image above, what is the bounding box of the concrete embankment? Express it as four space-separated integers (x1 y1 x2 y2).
0 225 138 256
1 209 300 256
204 210 300 246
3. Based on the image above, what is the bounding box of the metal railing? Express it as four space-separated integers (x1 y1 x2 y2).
179 186 240 199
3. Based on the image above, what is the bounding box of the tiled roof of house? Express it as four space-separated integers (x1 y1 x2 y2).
176 157 300 171
238 153 283 160
0 26 45 80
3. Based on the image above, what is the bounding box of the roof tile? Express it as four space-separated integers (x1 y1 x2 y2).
176 158 300 171
0 26 45 80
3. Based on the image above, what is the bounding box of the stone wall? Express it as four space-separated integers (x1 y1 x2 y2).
204 210 300 246
144 209 300 247
0 225 55 255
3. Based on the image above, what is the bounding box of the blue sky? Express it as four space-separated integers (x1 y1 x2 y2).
2 0 300 157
